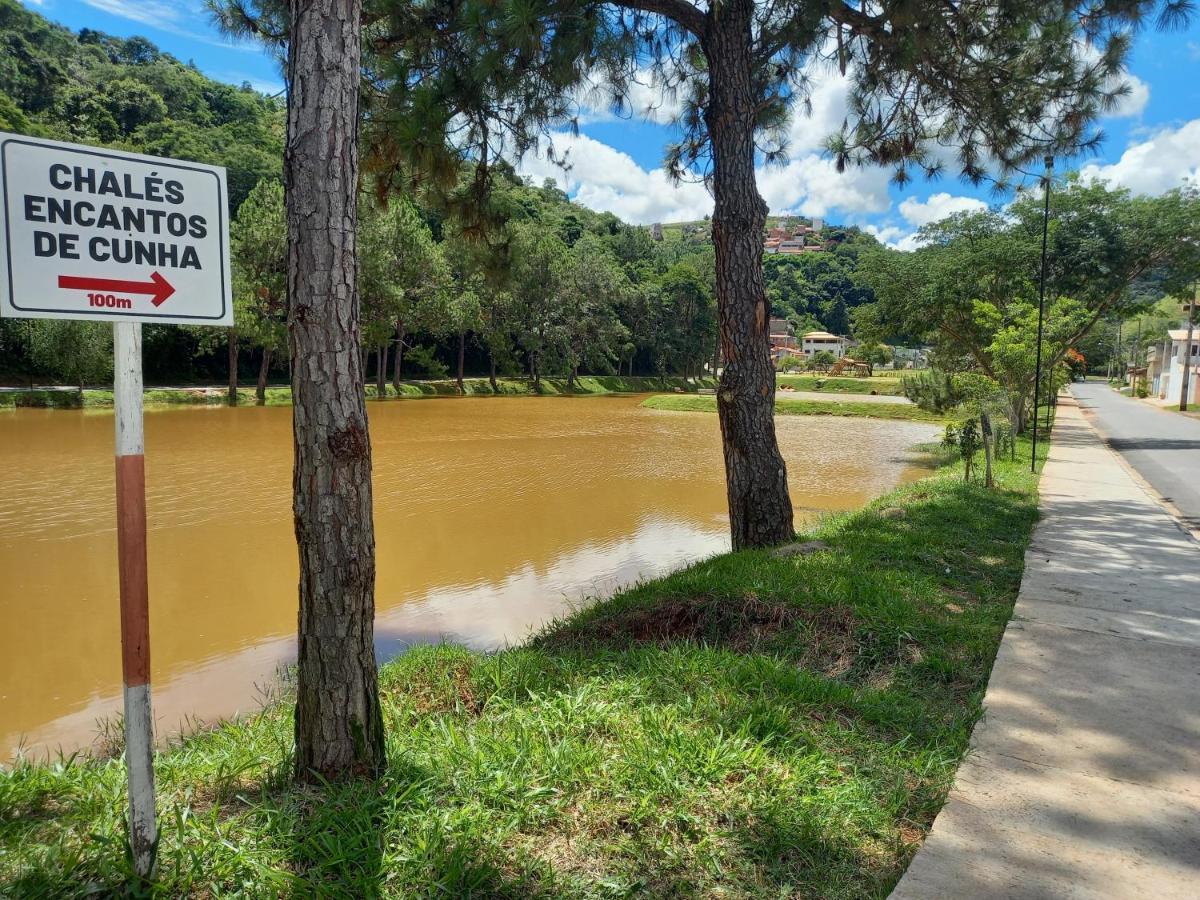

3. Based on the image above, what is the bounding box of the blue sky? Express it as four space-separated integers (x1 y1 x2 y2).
21 0 1200 246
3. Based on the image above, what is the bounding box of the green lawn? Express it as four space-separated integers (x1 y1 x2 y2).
0 432 1045 898
643 393 946 423
776 375 905 396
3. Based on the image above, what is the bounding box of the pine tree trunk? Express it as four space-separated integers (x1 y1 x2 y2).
703 2 793 549
256 347 272 403
227 328 239 406
285 0 383 781
391 319 405 392
488 352 498 393
456 330 466 394
376 343 388 398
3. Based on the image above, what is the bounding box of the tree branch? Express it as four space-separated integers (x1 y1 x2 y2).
603 0 706 38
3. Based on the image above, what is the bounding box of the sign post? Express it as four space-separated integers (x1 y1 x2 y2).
113 320 156 876
0 132 232 880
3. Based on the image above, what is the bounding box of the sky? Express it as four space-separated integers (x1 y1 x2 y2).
20 0 1200 249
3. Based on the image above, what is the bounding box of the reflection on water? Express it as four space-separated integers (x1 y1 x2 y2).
0 394 937 758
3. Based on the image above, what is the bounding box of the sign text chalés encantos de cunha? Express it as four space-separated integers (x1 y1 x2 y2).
0 132 232 326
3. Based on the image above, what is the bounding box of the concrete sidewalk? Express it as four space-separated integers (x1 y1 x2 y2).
891 392 1200 899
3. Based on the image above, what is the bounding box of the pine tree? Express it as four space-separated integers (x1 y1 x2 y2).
214 0 1194 551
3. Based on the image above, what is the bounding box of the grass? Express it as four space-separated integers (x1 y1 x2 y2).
643 394 947 423
0 377 716 411
776 375 905 396
0 430 1047 898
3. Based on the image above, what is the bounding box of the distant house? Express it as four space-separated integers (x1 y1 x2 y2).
1152 329 1199 405
762 219 826 255
801 331 849 359
769 318 799 362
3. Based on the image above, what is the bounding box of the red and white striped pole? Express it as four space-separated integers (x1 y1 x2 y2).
113 321 157 879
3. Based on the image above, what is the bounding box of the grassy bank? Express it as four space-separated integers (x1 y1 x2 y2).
0 377 716 410
777 375 905 396
643 393 946 423
0 434 1046 897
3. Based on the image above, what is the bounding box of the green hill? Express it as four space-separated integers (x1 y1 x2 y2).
0 0 284 213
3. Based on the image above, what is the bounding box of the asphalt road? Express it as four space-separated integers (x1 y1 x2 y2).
1071 381 1200 531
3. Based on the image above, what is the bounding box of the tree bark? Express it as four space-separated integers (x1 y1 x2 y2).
285 0 384 781
227 328 239 406
256 347 272 404
981 410 994 489
456 330 466 394
703 2 794 549
529 346 541 393
488 352 498 393
391 319 405 392
376 343 388 398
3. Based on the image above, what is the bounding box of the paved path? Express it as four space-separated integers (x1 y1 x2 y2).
775 389 911 405
891 392 1200 899
1072 381 1200 533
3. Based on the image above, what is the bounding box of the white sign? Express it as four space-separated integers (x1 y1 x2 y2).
0 132 232 325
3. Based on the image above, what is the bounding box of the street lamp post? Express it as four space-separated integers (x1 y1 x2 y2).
1182 283 1197 413
1031 156 1054 473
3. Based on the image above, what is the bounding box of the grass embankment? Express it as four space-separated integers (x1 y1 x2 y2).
0 433 1046 897
776 375 905 396
643 393 946 424
0 377 716 410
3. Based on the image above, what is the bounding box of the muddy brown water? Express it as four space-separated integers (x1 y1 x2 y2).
0 394 938 759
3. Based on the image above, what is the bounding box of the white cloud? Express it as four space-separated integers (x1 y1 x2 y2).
80 1 256 50
518 134 712 224
83 0 191 27
574 69 687 127
757 154 892 218
864 224 925 253
781 65 854 157
518 127 901 225
549 58 892 223
898 192 987 227
1109 72 1150 119
1079 119 1200 195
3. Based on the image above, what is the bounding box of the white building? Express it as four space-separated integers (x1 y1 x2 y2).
1153 328 1199 405
801 331 849 359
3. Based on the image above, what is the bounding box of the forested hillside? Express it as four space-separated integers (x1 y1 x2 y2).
0 0 874 390
763 228 881 336
0 0 283 211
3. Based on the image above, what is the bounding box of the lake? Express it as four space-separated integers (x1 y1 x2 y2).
0 394 938 759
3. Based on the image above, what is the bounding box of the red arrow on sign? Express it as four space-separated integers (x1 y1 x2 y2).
58 271 176 307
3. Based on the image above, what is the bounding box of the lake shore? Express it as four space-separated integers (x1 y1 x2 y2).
0 430 1046 897
0 373 914 410
644 393 947 423
0 376 718 409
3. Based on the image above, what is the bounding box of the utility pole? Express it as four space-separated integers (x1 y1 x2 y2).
1108 321 1118 379
1133 317 1142 395
1182 283 1196 413
1031 156 1053 473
